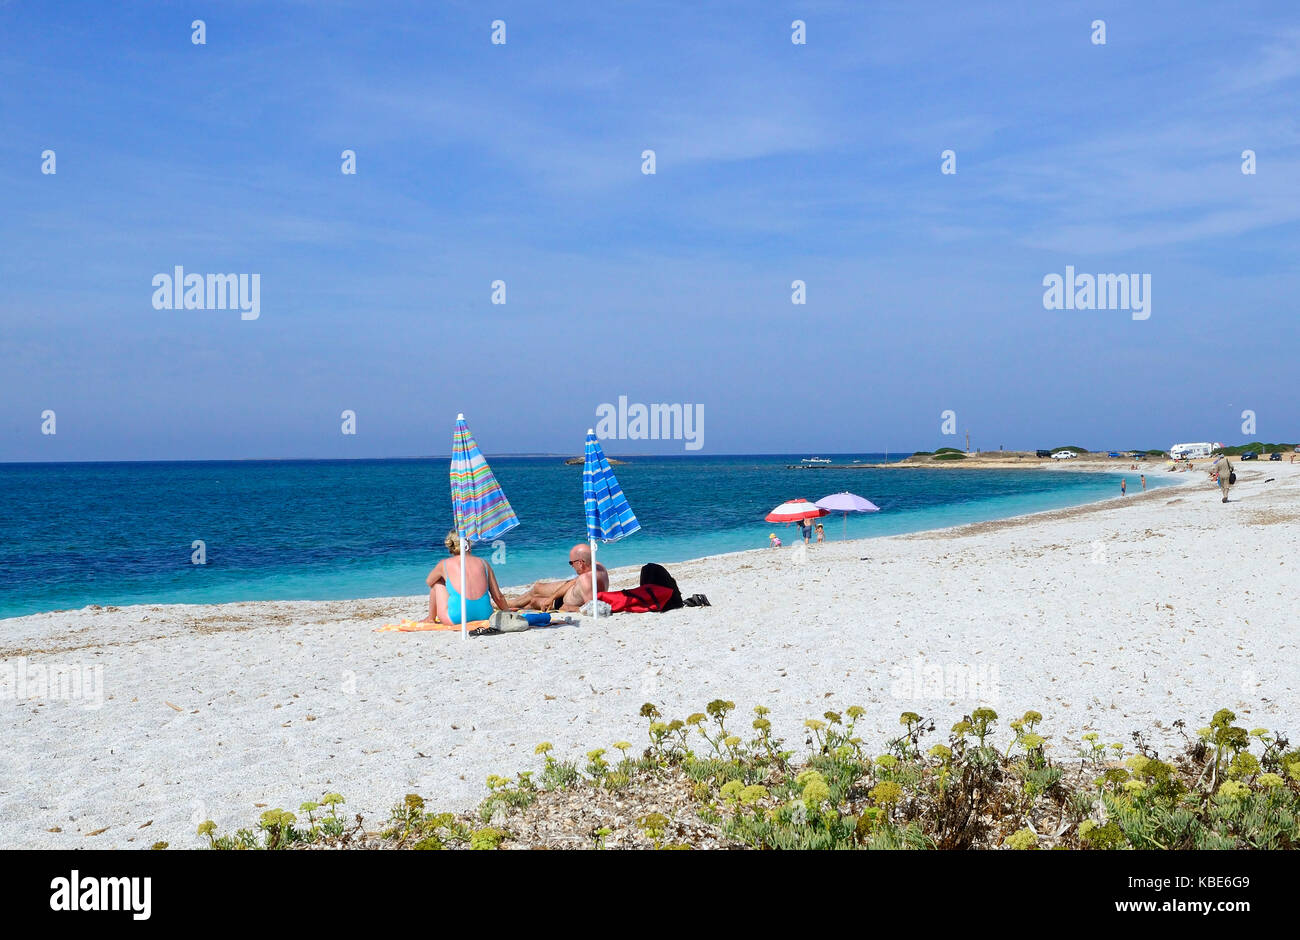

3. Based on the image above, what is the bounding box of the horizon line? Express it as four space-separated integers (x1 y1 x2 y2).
0 444 1214 466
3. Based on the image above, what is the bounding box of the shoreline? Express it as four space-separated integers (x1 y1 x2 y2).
4 461 1291 851
2 461 1159 624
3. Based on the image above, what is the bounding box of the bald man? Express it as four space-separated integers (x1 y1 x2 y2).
507 543 609 611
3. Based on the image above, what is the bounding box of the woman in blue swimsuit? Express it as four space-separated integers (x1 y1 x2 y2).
421 530 512 625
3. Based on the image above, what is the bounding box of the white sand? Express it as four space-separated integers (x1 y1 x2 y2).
3 461 1297 849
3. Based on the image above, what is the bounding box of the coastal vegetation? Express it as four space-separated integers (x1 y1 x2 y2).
202 704 1299 850
1219 442 1297 456
908 448 967 461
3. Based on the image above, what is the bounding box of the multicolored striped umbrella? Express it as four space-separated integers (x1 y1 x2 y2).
449 414 518 637
451 414 518 544
582 430 639 618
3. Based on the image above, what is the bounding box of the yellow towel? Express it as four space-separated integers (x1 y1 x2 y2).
375 619 491 633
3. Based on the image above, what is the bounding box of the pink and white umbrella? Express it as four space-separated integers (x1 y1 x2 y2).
815 491 880 537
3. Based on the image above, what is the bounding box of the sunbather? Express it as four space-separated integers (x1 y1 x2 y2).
506 543 608 611
422 530 511 625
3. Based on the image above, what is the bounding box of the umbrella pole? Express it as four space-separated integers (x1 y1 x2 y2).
590 537 598 620
460 538 468 640
843 511 847 538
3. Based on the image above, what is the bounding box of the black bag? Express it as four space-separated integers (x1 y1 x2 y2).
1229 471 1237 485
638 563 684 611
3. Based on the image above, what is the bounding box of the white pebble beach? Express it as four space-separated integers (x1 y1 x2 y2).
3 461 1296 849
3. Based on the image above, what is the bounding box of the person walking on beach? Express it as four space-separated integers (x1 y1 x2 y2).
1141 474 1146 491
815 523 825 543
1209 456 1234 503
1121 478 1126 496
797 518 811 544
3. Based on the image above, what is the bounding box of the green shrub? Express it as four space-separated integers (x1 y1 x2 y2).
208 704 1300 851
1220 441 1298 455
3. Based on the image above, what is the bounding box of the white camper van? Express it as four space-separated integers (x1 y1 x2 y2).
1169 442 1216 460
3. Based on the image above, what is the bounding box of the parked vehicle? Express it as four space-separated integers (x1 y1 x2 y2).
1051 450 1077 460
1241 452 1259 461
1169 442 1216 460
1035 449 1052 458
1269 452 1282 461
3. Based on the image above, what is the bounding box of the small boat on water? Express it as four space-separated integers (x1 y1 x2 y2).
800 457 832 464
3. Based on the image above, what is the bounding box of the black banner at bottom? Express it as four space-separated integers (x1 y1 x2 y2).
2 849 1286 924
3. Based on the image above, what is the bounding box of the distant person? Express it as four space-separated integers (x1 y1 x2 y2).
769 532 782 548
422 531 511 625
815 523 825 543
507 543 609 611
1209 456 1234 503
1141 474 1146 491
1120 478 1126 496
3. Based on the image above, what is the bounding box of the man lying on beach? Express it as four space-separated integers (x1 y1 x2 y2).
506 543 609 611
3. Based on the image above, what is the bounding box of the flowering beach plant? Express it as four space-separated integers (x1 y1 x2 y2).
204 705 1299 850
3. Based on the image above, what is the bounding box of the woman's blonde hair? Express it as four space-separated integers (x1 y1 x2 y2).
445 530 471 555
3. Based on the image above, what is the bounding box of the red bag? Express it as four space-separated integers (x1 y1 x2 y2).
597 584 675 613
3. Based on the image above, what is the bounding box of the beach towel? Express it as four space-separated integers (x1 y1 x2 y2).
597 584 676 613
375 619 491 633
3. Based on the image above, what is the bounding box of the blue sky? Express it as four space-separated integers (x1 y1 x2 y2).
2 0 1298 460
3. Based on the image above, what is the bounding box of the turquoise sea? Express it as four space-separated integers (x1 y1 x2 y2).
0 455 1170 619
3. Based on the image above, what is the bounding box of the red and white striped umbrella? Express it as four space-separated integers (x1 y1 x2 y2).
764 498 829 523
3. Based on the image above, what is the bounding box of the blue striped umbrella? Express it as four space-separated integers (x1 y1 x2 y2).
582 430 639 619
449 414 518 637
